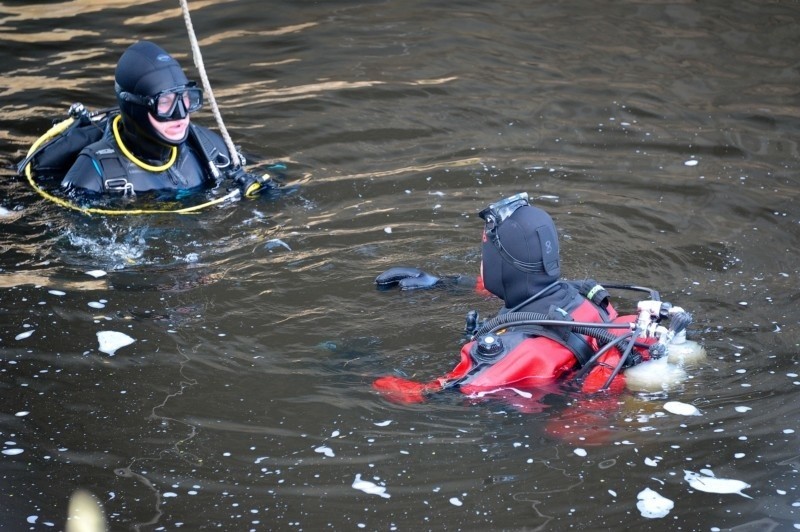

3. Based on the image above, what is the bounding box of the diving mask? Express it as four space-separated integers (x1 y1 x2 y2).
118 82 203 122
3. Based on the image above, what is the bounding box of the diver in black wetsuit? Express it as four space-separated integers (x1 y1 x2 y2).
61 40 267 197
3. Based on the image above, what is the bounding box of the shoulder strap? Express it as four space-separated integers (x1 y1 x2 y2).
188 124 230 180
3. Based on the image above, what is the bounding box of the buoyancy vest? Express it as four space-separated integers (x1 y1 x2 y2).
61 121 229 194
24 109 231 194
440 298 638 393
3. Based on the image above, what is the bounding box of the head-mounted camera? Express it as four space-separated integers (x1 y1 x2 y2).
478 192 529 229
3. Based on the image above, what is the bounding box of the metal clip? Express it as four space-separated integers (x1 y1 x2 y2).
104 178 135 197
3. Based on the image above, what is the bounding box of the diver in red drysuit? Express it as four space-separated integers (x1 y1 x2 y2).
373 194 682 441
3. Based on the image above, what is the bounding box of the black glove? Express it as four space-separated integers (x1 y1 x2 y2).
375 266 441 290
227 167 274 198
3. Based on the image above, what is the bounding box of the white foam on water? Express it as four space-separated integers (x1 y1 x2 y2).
48 290 66 296
352 474 390 498
663 401 701 416
684 470 751 498
684 159 699 166
97 331 135 356
574 448 587 457
449 497 463 507
2 448 24 456
636 487 674 518
88 301 106 309
15 330 35 341
86 270 107 278
384 227 393 234
374 420 392 427
315 446 335 457
734 406 752 413
15 411 29 417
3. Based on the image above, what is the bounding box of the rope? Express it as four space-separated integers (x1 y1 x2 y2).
178 0 241 168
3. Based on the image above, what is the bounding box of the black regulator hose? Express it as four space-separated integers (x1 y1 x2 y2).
473 311 638 348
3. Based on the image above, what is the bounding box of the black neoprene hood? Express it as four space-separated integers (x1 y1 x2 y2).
481 204 562 308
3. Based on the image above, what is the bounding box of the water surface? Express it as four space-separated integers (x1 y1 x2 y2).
1 1 799 530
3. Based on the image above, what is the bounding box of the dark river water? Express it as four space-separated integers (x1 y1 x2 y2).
2 1 800 530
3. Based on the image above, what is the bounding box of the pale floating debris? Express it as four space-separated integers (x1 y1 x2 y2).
27 516 37 524
2 448 24 456
574 448 587 457
734 406 752 413
331 430 340 438
637 487 674 518
88 301 105 309
384 227 393 234
468 387 532 399
163 492 178 498
783 429 795 434
664 401 701 416
85 270 107 278
374 420 392 427
15 411 29 417
428 191 445 197
15 330 35 341
608 490 617 497
684 159 699 167
315 445 335 458
352 474 390 498
97 331 135 356
449 497 463 507
734 453 745 459
644 457 661 467
684 470 751 498
48 290 66 296
265 238 291 251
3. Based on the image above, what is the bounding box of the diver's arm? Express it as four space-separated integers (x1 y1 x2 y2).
60 153 105 193
375 266 484 292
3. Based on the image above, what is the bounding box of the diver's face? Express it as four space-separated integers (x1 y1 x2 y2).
147 113 190 142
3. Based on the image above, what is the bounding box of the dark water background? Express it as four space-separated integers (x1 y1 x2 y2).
1 0 800 530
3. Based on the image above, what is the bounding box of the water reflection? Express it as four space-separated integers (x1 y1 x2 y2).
3 0 800 530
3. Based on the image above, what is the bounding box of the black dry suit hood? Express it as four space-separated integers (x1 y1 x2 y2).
481 204 576 312
115 41 191 154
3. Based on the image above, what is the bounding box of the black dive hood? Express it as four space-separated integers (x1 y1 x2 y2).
114 41 191 153
481 203 563 309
